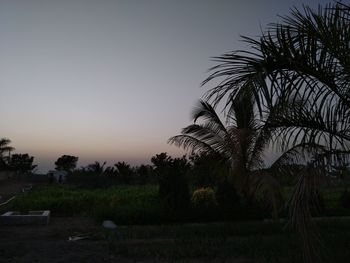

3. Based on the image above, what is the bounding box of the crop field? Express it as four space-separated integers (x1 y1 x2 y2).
2 184 350 224
1 185 163 224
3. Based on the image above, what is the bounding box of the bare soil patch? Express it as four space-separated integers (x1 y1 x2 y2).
0 217 110 262
0 217 250 262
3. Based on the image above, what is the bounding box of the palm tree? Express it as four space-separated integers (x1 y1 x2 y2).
201 2 350 262
86 161 107 174
169 94 288 214
0 138 14 167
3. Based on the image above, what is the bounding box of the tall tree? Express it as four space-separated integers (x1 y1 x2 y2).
8 153 37 174
0 138 14 170
55 155 78 172
115 161 134 184
151 153 191 211
169 97 286 210
201 2 350 262
86 161 106 174
0 138 14 158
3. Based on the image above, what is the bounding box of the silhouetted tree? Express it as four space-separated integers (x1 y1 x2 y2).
201 2 350 262
104 166 115 175
55 155 78 172
0 138 14 166
115 161 134 184
189 152 229 188
169 98 286 209
152 153 191 212
151 152 172 174
115 161 132 174
8 153 37 174
86 161 106 174
135 164 154 184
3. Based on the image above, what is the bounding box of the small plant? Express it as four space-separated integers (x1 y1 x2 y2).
340 190 350 209
191 187 217 209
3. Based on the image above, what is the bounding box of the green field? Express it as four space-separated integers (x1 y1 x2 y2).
3 185 163 224
3 184 350 224
2 185 350 262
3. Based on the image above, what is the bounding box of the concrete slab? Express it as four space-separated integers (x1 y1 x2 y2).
0 210 50 225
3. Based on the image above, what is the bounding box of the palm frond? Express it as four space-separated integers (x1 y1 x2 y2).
168 134 216 154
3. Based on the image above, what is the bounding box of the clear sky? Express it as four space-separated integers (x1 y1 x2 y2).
0 0 329 172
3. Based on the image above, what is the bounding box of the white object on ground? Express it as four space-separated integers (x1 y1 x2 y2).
102 220 117 229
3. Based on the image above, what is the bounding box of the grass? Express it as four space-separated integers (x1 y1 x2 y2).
2 184 350 261
2 185 163 224
2 184 265 224
3 184 350 225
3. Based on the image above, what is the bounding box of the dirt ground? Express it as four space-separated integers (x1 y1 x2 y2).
0 217 251 263
0 217 112 262
0 180 249 262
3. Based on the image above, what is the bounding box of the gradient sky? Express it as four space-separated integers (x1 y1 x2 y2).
0 0 329 172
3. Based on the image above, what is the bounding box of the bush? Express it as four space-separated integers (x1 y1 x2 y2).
188 153 229 188
191 187 217 209
216 180 240 210
4 185 163 224
159 171 190 212
214 180 242 219
157 157 191 213
339 190 350 209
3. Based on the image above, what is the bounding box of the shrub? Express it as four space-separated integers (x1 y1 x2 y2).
158 171 190 212
216 180 240 210
158 156 191 212
190 187 219 221
188 153 229 188
339 190 350 209
191 187 217 209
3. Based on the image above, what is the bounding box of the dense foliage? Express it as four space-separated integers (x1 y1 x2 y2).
3 184 350 227
55 155 79 172
153 153 191 212
7 153 37 174
199 2 350 262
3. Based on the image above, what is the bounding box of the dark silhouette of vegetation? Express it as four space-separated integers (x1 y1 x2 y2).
188 152 229 188
0 138 14 169
86 161 107 174
0 139 37 176
152 153 190 214
55 155 78 172
67 160 154 188
135 164 154 184
8 153 37 174
169 98 300 218
216 178 240 216
339 190 350 209
0 138 14 158
200 2 350 262
115 161 134 184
